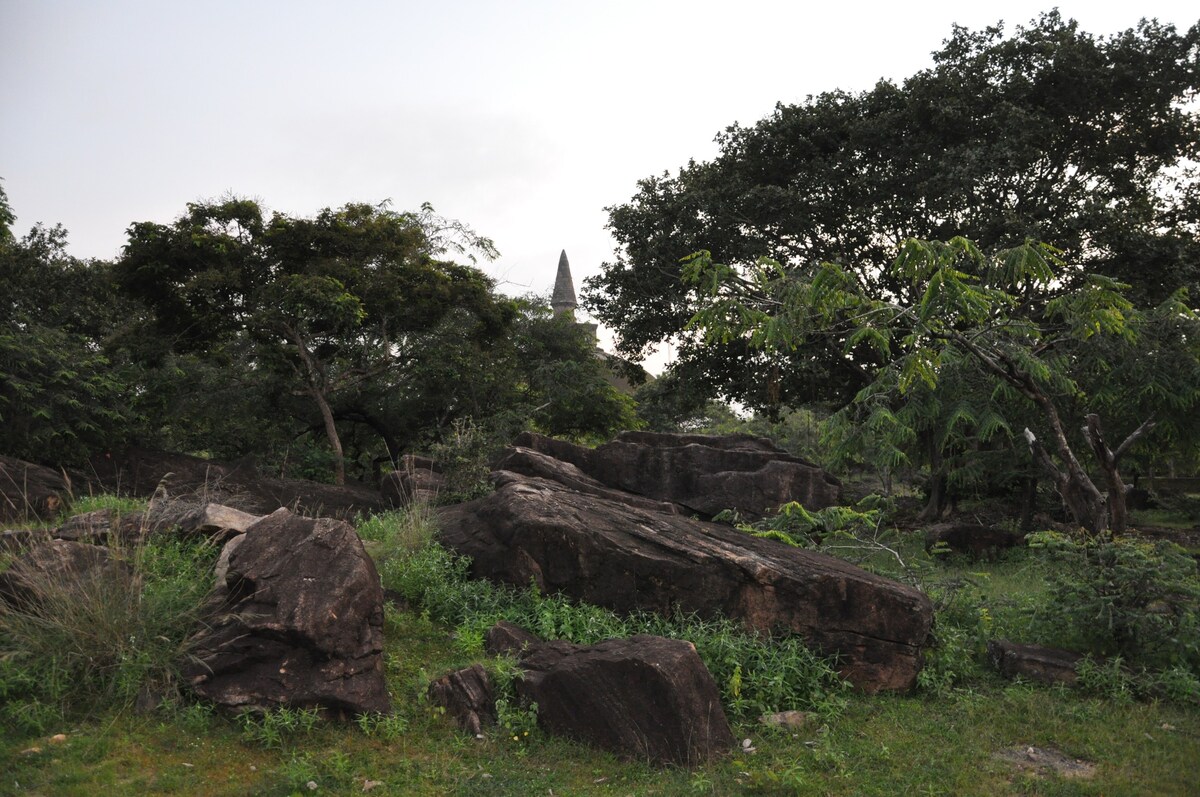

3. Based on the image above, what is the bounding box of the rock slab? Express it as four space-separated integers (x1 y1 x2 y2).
381 455 446 508
509 430 840 518
987 639 1084 686
440 475 933 692
183 508 389 715
0 539 130 610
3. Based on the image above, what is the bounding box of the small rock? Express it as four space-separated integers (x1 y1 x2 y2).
20 747 42 755
760 710 815 729
306 781 318 791
362 780 384 792
1161 723 1176 731
49 734 67 744
181 763 193 768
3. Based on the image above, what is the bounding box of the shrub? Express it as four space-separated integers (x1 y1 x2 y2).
0 530 216 731
1029 531 1200 673
379 540 847 719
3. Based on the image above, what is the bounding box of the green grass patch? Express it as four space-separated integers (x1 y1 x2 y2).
2 603 1197 796
3 498 1198 794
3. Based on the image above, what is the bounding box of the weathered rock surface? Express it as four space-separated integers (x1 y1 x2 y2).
0 528 44 553
925 523 1024 560
0 456 71 522
509 430 840 518
987 639 1084 686
86 447 384 519
183 508 389 715
159 502 262 543
439 475 933 692
0 539 130 609
427 664 496 736
381 455 446 508
493 447 680 514
54 508 148 545
483 619 544 657
512 634 734 765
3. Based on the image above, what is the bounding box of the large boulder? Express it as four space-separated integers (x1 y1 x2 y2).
925 523 1024 561
511 634 734 765
509 431 840 519
0 456 71 522
439 475 933 692
182 508 389 716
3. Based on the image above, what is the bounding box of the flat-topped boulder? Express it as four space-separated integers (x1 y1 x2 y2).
439 474 932 692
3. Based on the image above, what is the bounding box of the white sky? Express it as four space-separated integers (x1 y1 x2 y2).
3 1 1197 371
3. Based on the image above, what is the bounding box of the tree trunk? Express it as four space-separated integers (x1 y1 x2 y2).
917 432 946 522
1081 414 1156 534
1019 474 1037 531
283 323 347 486
1023 428 1108 534
311 386 346 486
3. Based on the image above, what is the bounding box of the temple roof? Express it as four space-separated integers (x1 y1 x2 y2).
551 249 577 315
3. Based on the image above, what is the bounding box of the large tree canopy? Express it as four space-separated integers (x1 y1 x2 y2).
116 199 511 483
585 12 1200 411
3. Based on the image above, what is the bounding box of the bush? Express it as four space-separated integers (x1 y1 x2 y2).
378 539 847 719
1029 532 1200 673
0 531 217 731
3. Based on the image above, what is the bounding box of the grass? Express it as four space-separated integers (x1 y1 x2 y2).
2 601 1198 796
0 495 217 732
1 500 1198 795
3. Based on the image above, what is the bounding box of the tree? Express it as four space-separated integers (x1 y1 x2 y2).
116 199 510 484
0 210 132 464
685 237 1200 534
586 12 1200 413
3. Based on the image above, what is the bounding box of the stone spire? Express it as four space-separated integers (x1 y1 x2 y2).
551 249 577 317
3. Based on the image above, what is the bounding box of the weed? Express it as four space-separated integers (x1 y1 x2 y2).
381 539 848 721
356 505 437 554
238 706 322 749
0 531 215 731
355 710 409 740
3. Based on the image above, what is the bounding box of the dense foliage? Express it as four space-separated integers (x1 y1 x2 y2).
588 12 1200 417
1 188 634 481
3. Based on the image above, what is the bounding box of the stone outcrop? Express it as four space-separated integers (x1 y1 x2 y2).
987 639 1084 686
925 523 1025 561
381 455 446 508
85 447 384 519
508 431 840 519
439 474 933 692
154 502 262 543
427 664 497 736
481 623 732 765
0 455 71 522
183 508 389 716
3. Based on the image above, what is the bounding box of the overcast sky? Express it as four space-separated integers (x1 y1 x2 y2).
3 1 1197 368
